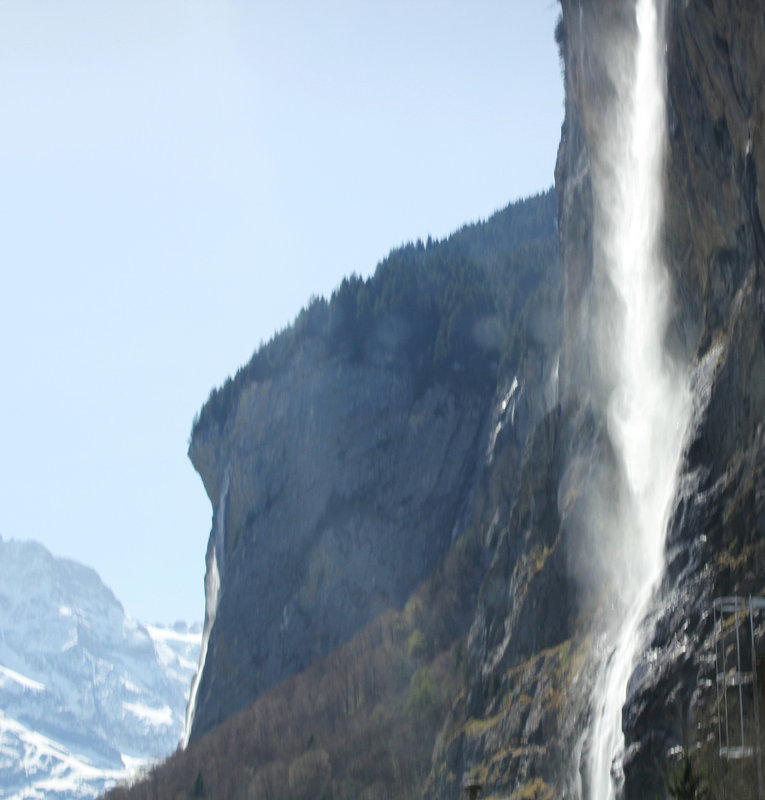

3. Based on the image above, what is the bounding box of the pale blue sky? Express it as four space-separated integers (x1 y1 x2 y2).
0 1 563 624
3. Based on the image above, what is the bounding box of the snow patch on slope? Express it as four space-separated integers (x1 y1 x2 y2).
0 538 201 800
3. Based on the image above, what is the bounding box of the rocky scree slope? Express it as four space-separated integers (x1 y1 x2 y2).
424 1 765 798
184 190 561 742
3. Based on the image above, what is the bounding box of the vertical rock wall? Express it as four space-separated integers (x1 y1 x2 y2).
427 1 765 797
186 339 491 740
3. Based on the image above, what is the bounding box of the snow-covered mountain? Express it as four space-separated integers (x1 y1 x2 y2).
0 537 201 800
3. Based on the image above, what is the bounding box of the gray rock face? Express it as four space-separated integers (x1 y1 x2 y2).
622 1 765 795
187 337 491 740
131 1 761 791
426 1 765 797
182 187 562 749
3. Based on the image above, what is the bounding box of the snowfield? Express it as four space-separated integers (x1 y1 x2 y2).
0 537 201 800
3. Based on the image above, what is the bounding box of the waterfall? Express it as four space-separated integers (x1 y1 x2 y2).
585 0 691 796
183 466 230 747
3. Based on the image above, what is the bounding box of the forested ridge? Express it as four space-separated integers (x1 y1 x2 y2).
107 188 561 800
193 188 558 437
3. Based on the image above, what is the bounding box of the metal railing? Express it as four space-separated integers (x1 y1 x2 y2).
713 596 765 800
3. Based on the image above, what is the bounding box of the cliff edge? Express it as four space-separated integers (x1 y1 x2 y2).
185 193 561 742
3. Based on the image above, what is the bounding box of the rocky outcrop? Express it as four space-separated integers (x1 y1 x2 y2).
187 340 490 739
185 195 561 742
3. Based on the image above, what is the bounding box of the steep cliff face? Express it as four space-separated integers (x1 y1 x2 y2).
426 1 765 798
96 2 765 796
187 344 487 739
625 1 765 795
185 194 561 742
115 2 765 794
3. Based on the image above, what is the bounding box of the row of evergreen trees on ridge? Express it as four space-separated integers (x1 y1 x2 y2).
192 188 559 439
113 188 561 799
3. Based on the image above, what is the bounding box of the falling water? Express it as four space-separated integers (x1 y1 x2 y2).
183 467 229 747
585 0 690 796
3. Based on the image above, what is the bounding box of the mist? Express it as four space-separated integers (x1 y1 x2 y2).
567 0 693 795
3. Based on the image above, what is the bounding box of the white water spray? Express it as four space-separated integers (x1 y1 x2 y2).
585 0 690 796
183 467 230 747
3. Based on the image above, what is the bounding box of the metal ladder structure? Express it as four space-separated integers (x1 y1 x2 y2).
713 595 765 800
